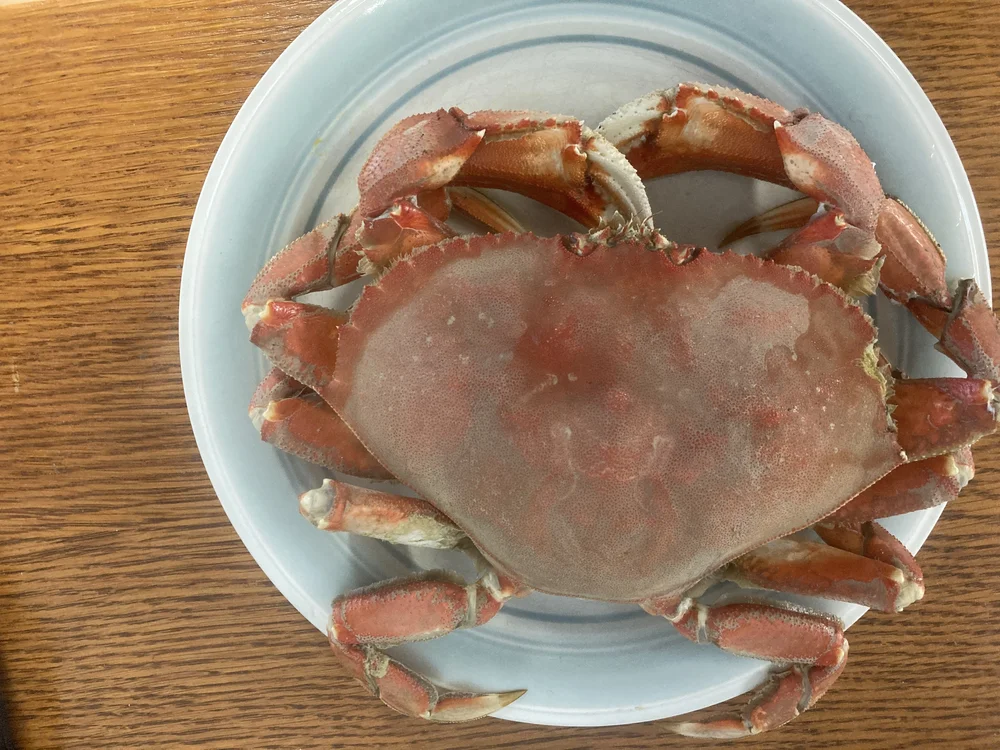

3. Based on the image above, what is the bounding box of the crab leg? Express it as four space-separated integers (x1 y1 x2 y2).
445 187 526 233
827 447 974 525
248 300 344 400
721 196 821 247
890 378 998 460
722 530 923 613
649 599 848 738
249 368 391 480
299 479 464 549
812 521 923 595
328 571 526 722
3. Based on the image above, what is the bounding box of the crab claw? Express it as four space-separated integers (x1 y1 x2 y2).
599 83 884 274
357 109 486 217
773 113 883 235
361 107 651 232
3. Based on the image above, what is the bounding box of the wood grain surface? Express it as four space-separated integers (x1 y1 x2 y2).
2 1 999 748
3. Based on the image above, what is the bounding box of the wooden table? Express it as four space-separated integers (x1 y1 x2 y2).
2 1 998 747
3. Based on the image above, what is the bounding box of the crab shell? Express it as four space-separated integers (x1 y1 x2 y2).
327 230 905 602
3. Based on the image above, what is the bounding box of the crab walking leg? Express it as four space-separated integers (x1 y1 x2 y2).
328 572 526 722
299 479 465 549
242 214 352 320
250 368 391 480
721 196 821 246
249 300 345 399
812 521 924 595
646 600 848 739
722 535 923 613
826 448 974 525
890 378 999 461
445 187 527 233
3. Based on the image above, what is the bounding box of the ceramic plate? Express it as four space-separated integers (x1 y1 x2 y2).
180 0 989 726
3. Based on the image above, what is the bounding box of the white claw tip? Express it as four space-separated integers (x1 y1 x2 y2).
670 721 753 739
249 405 268 432
243 304 265 331
299 482 335 527
895 577 925 612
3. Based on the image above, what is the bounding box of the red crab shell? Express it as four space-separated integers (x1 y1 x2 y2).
329 231 905 602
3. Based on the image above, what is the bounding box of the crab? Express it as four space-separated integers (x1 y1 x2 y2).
242 94 1000 738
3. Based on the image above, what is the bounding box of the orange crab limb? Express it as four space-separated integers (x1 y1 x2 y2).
357 198 457 271
890 378 998 460
599 83 883 256
328 572 526 721
245 106 652 312
766 209 882 295
242 215 350 316
939 279 1000 384
721 196 820 246
358 107 650 232
724 536 923 613
597 84 793 183
299 479 464 549
813 521 924 597
357 109 486 217
827 448 974 525
663 601 847 739
772 114 883 234
445 186 527 233
249 300 345 396
249 368 390 480
673 655 847 739
331 642 523 723
876 199 952 309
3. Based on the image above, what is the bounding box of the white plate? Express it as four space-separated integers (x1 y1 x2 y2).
180 0 989 727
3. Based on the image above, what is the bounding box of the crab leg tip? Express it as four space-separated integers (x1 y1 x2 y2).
299 484 335 528
426 688 526 723
243 304 265 331
891 569 925 611
248 403 268 432
670 719 754 739
721 196 821 247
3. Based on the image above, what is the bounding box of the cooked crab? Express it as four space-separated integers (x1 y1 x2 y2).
242 99 999 738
